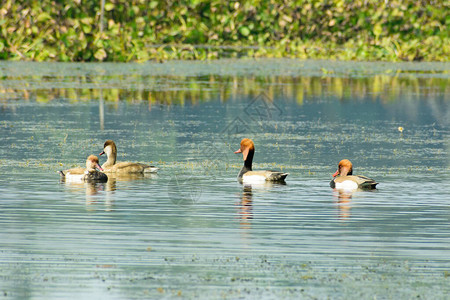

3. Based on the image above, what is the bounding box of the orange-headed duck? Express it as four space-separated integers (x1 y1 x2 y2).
234 138 288 183
100 140 158 174
59 155 108 183
330 159 378 190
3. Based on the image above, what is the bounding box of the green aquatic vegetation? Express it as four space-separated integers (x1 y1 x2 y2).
0 0 448 62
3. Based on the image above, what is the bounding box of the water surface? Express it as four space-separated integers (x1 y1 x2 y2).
0 59 449 299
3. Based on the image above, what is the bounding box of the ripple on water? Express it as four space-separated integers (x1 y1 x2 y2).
0 60 449 299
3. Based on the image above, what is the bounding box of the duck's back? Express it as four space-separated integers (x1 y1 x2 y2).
110 162 142 173
61 167 85 176
330 175 378 189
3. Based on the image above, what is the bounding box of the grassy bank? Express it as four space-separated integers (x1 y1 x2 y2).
0 0 448 62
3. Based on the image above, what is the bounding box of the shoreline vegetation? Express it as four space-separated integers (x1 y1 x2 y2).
0 0 448 62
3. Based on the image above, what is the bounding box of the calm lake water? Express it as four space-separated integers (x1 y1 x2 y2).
0 59 449 299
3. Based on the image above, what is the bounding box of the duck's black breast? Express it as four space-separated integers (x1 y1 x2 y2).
83 171 108 183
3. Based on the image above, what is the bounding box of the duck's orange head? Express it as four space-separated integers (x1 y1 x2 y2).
86 155 103 171
333 159 353 177
234 138 255 161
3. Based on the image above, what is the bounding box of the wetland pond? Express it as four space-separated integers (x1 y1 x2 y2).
0 59 449 299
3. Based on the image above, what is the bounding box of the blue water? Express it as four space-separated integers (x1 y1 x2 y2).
0 60 449 299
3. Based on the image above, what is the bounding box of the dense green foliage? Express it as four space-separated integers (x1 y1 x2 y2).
0 0 448 61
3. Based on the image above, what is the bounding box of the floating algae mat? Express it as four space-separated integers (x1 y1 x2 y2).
0 60 449 299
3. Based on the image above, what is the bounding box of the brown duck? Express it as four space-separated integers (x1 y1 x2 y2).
100 140 158 174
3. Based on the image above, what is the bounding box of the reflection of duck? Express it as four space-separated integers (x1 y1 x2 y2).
330 159 377 190
61 181 106 194
59 155 108 183
59 171 115 210
100 140 159 174
239 185 254 226
104 172 157 192
85 182 104 196
333 189 353 220
234 138 288 184
107 172 157 181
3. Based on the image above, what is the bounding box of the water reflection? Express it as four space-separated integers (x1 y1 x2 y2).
59 173 157 210
1 74 447 107
332 188 379 221
237 185 254 229
333 189 354 220
236 181 286 227
99 89 105 130
60 180 113 209
106 172 157 185
60 180 107 196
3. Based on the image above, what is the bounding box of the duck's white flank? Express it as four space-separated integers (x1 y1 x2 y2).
335 180 358 191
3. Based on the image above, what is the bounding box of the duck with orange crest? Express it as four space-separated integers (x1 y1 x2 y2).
330 159 377 190
59 155 108 183
234 138 288 184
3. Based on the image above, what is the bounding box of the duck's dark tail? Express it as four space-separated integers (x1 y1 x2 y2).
268 172 289 182
356 175 378 189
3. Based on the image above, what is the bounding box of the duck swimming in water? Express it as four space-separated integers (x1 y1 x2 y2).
100 140 158 174
59 155 108 183
234 138 288 184
330 159 378 190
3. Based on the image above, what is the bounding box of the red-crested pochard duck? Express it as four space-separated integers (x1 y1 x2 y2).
59 155 108 183
100 140 158 174
330 159 378 190
234 138 288 183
